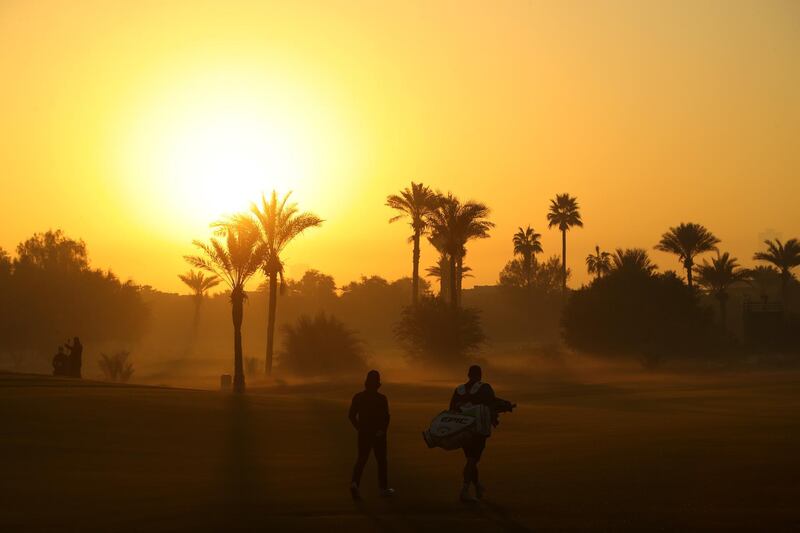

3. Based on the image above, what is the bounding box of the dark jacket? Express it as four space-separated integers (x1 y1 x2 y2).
349 390 390 433
449 381 496 412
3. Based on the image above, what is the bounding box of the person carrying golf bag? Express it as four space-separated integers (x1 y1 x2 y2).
349 370 395 499
448 365 497 502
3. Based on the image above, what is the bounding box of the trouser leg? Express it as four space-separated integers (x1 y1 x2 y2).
351 432 372 486
373 432 388 489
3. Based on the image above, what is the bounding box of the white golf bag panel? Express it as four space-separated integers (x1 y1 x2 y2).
422 404 492 450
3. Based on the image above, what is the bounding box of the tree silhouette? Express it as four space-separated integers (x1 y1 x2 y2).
655 222 719 288
250 191 323 375
753 238 800 307
546 194 583 294
185 216 263 393
695 252 750 329
428 194 493 307
512 226 543 288
586 245 612 279
386 182 440 306
610 248 658 275
747 265 781 304
178 269 220 341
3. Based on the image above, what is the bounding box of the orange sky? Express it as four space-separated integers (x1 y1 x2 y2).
1 0 798 293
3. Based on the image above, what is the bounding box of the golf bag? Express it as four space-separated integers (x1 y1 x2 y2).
423 398 515 450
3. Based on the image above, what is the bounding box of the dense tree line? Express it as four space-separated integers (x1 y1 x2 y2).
0 230 148 370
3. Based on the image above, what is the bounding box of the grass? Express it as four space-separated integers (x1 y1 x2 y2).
2 369 800 531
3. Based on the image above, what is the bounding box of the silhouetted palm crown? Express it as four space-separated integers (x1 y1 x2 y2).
178 270 220 299
586 245 612 278
185 217 263 291
655 223 719 286
611 248 658 274
250 191 323 285
753 238 800 280
695 252 750 298
513 226 543 261
386 182 440 235
428 194 494 258
546 194 583 231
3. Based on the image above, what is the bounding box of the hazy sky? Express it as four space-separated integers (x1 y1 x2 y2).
1 0 798 293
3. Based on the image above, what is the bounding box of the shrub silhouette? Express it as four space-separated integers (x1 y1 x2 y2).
279 313 366 376
98 351 134 383
395 297 484 365
562 267 712 363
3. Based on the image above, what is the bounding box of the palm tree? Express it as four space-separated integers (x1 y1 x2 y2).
610 248 658 274
547 193 583 293
185 217 263 393
428 194 493 307
753 238 800 307
748 265 780 304
585 245 611 279
695 252 750 329
178 269 221 340
250 191 323 375
512 226 543 287
386 182 440 305
654 222 719 288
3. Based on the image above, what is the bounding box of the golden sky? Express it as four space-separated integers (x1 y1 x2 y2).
1 0 799 293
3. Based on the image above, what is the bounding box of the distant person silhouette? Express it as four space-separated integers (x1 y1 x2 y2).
52 346 68 376
65 337 83 378
349 370 394 500
450 365 495 503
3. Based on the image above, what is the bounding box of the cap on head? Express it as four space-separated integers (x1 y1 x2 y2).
365 370 381 390
468 365 482 381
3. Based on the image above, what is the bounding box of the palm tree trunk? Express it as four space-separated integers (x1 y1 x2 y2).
412 231 420 306
524 252 531 288
718 293 728 331
449 254 458 309
232 288 246 394
561 229 567 293
685 259 694 288
456 255 464 300
266 272 278 375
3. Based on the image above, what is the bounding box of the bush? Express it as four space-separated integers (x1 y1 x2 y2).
279 313 366 376
98 351 134 382
395 297 485 365
562 269 713 363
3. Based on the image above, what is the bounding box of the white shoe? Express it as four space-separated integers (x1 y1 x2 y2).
460 487 478 503
380 488 395 497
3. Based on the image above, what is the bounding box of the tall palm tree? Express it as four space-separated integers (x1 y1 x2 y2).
512 226 543 287
178 269 221 338
654 222 719 288
546 193 583 293
428 194 493 307
585 245 612 279
695 252 750 328
185 217 263 393
753 238 800 307
386 182 440 306
426 257 472 300
610 248 658 274
250 191 323 375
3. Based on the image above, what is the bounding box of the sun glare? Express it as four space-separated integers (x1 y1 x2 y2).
117 68 351 232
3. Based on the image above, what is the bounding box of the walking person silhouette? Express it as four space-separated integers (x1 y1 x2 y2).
349 370 395 500
450 365 496 503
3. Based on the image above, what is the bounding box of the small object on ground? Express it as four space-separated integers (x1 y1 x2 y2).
379 488 395 497
350 482 360 501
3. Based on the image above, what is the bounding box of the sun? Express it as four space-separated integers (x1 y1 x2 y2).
117 69 349 231
161 107 304 219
